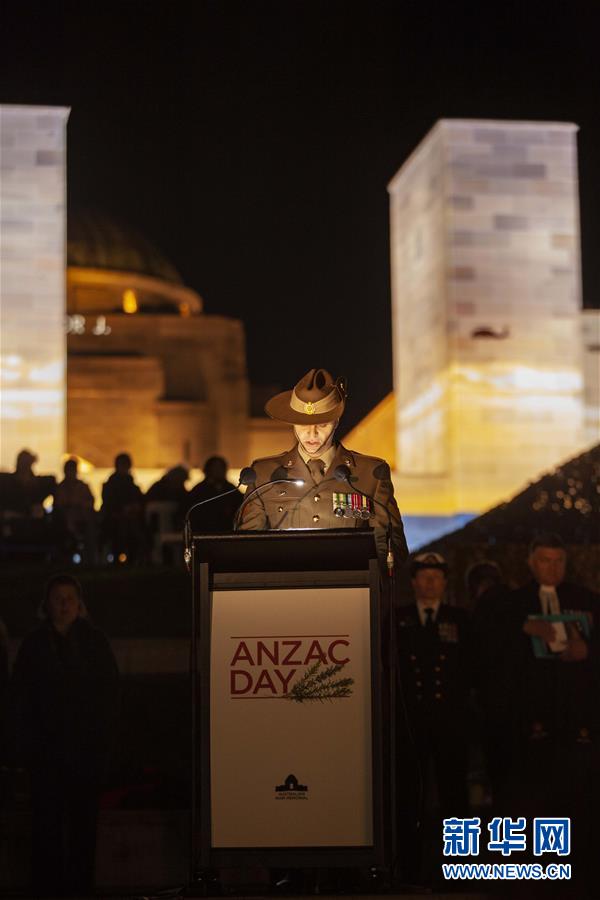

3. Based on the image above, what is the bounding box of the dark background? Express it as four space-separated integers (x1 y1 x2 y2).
1 0 598 430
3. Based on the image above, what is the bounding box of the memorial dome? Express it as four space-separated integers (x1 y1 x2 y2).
66 210 202 316
67 210 183 285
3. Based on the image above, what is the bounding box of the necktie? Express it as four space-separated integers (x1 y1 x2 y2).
424 607 435 631
307 458 325 484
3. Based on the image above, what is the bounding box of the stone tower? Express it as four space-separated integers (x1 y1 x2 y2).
0 105 70 473
388 119 584 516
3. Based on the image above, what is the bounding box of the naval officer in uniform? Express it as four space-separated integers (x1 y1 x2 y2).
397 553 472 811
236 368 408 567
395 551 472 883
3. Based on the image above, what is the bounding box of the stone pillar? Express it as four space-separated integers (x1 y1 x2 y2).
582 309 600 447
0 105 70 474
388 119 585 515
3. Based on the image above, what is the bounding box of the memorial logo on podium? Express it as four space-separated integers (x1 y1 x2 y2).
229 634 355 701
275 774 308 800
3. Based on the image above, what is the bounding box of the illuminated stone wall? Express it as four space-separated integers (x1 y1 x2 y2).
0 105 69 473
582 309 600 446
389 119 584 515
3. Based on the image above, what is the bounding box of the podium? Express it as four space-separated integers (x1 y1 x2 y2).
190 529 388 871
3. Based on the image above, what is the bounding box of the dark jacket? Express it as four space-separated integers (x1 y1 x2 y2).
9 617 119 776
506 580 599 738
396 602 472 724
186 479 243 533
101 472 143 517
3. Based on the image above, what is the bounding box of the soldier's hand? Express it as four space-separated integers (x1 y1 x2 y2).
522 619 556 643
559 638 588 663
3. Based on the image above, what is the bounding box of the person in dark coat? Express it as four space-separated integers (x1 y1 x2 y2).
0 448 56 517
507 532 598 748
0 617 8 758
9 574 119 896
186 456 243 532
145 464 189 535
396 552 472 883
397 552 472 817
54 457 97 562
468 560 514 807
503 534 599 894
100 452 145 562
146 465 189 507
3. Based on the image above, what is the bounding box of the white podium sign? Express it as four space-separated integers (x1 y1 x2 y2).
210 586 373 848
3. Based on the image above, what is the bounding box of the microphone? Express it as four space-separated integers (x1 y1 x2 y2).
234 471 305 531
333 464 396 576
183 468 257 570
333 464 352 483
239 466 257 487
270 465 292 482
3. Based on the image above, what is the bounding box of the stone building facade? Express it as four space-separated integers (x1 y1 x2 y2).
66 213 251 469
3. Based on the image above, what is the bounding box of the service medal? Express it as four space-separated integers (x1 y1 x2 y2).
332 492 374 519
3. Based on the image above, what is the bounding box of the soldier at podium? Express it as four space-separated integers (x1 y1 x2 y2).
237 368 408 892
237 367 408 569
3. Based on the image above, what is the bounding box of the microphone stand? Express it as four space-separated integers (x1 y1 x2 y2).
183 467 257 570
183 487 244 570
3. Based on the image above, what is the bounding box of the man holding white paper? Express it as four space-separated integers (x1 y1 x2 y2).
509 533 598 745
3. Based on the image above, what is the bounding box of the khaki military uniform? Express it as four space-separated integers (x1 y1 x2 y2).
237 441 408 564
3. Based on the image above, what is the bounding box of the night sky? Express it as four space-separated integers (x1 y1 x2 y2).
2 0 599 431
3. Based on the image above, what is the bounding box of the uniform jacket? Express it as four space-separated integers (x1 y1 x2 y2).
396 603 472 723
237 442 408 564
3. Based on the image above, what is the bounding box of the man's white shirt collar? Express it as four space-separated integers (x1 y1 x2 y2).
416 598 442 626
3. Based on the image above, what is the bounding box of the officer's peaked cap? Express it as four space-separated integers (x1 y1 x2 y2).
410 551 449 577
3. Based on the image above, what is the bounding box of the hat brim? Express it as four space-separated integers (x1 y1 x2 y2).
265 390 345 425
410 562 449 576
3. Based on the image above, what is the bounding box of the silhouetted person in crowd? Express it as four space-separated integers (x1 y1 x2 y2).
146 465 189 527
9 574 119 896
54 458 97 563
467 561 513 807
396 552 472 883
145 466 190 560
0 449 56 517
0 617 8 758
466 559 503 609
185 456 243 532
100 453 144 563
0 450 57 559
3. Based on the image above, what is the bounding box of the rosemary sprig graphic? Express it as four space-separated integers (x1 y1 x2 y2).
286 661 354 703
